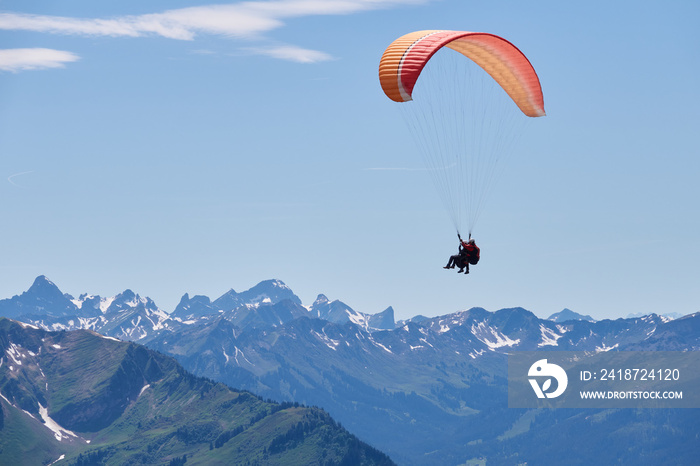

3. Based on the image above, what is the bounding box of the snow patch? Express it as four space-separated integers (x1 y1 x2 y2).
538 324 563 347
313 330 340 351
17 321 40 330
6 343 24 366
146 308 170 331
100 297 115 314
482 333 520 350
47 322 72 331
369 336 393 354
0 391 12 405
347 310 368 328
471 322 520 350
49 454 65 466
233 346 253 366
248 294 273 306
39 403 79 442
139 384 150 397
596 343 619 352
99 334 121 342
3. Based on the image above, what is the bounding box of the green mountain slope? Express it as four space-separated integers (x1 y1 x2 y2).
0 318 394 465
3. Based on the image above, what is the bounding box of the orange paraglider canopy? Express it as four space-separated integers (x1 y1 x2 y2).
379 30 545 117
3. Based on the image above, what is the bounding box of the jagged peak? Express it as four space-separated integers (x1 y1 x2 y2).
27 275 63 297
494 306 537 317
31 274 55 287
549 308 595 323
116 289 137 300
177 293 211 304
257 279 290 289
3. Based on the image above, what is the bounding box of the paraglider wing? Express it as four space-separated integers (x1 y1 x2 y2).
378 29 546 236
379 30 545 117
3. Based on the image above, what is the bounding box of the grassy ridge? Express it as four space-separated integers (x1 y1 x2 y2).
0 394 68 465
0 318 394 465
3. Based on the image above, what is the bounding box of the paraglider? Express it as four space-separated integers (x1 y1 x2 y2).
378 30 545 274
444 234 480 275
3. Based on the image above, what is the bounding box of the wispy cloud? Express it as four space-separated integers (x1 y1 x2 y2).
247 45 333 63
7 170 34 186
189 49 218 55
0 48 79 72
0 1 429 62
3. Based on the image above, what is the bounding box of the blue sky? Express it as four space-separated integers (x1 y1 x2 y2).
1 0 698 321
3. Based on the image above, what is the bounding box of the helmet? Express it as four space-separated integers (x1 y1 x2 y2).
468 239 476 244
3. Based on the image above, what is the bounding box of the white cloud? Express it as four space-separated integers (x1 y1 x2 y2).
190 49 217 55
0 1 430 61
249 45 333 63
0 1 430 39
0 14 146 38
0 48 79 72
0 1 428 40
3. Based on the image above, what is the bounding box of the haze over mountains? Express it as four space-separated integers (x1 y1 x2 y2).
2 276 699 465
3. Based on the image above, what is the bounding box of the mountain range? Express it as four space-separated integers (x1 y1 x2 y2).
2 276 699 465
0 276 400 342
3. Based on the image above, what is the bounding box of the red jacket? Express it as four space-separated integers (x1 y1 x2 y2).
461 242 480 263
